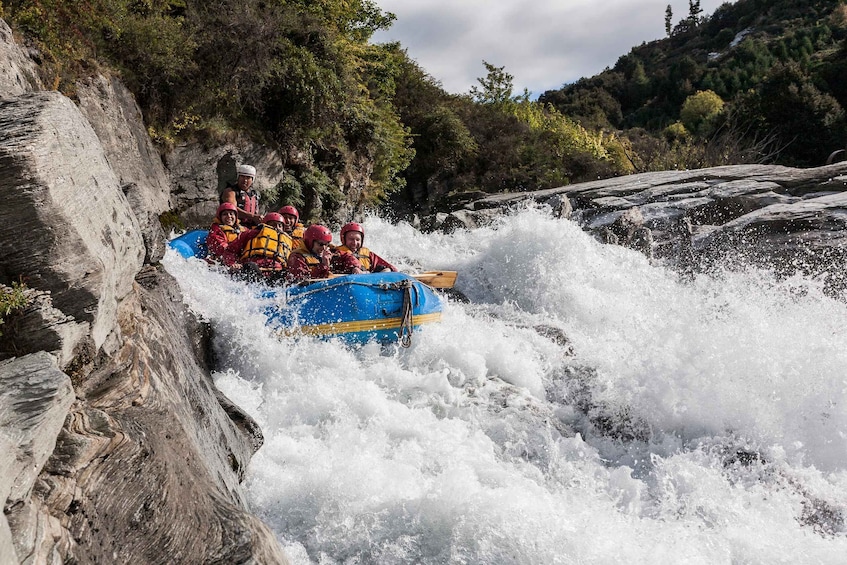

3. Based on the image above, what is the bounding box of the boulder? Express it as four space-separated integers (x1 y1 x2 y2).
0 92 146 356
460 162 847 281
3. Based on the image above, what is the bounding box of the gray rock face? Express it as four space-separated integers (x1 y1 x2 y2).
0 285 89 367
0 19 43 98
0 352 74 564
75 74 172 263
0 92 146 354
167 140 286 222
23 267 286 564
0 21 288 563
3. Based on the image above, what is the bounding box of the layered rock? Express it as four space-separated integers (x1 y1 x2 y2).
0 27 287 564
450 162 847 287
0 19 42 96
0 92 145 359
75 74 173 264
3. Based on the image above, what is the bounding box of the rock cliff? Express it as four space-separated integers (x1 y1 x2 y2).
0 20 288 564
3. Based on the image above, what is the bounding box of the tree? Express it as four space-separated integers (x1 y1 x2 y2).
665 5 673 36
469 61 516 106
688 0 703 24
680 90 725 135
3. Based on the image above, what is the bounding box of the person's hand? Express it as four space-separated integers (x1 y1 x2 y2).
230 263 243 271
320 247 333 266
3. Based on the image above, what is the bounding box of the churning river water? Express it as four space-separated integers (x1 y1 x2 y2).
164 207 847 564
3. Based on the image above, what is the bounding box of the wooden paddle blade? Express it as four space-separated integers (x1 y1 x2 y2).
411 271 458 288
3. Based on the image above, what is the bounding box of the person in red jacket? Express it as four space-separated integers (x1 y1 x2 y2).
334 222 396 273
224 212 293 283
286 225 359 283
205 202 243 262
278 205 305 247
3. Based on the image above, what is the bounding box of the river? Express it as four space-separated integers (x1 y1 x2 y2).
164 207 847 564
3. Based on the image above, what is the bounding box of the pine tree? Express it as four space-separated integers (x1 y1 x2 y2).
665 5 673 36
688 0 703 25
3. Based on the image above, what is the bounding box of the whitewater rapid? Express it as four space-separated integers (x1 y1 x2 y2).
164 208 847 564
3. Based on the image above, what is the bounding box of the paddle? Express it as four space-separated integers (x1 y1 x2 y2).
411 270 458 289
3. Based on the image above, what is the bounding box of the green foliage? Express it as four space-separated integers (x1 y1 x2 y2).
731 61 845 165
540 0 847 167
0 282 29 337
159 209 185 234
469 61 519 106
298 169 344 223
663 121 691 143
680 89 725 134
274 175 306 212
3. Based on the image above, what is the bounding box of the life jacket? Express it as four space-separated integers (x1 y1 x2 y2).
241 224 292 264
236 189 259 216
290 244 322 267
212 222 242 243
289 243 329 279
336 245 374 271
286 223 306 247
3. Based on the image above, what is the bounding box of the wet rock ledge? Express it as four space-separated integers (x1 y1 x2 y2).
434 162 847 290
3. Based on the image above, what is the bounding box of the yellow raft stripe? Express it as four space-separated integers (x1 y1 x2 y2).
278 312 442 337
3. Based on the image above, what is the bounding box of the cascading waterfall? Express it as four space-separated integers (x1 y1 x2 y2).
164 208 847 564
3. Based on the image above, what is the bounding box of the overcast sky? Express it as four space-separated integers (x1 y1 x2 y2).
372 0 735 97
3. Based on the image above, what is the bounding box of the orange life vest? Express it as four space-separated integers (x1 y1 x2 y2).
241 224 292 263
335 245 374 271
216 223 242 243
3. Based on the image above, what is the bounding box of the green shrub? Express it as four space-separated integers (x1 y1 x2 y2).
680 90 725 135
0 282 29 337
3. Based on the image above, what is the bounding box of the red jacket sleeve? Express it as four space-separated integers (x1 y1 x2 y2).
221 228 257 266
368 251 396 272
331 252 362 274
206 224 229 258
285 252 311 283
287 252 331 282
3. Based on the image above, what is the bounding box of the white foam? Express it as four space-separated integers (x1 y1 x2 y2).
164 208 847 563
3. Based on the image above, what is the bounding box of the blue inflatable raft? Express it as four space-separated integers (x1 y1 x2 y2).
168 229 442 346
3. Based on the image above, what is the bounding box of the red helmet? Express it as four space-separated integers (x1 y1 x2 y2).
278 205 299 220
216 202 237 218
340 222 364 244
262 212 284 224
304 224 333 249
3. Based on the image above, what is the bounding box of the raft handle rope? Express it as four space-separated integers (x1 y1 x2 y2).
397 278 414 348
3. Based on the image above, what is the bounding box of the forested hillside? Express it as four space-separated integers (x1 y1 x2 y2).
2 0 844 220
540 0 847 170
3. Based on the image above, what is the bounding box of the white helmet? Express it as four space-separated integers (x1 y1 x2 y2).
236 164 256 178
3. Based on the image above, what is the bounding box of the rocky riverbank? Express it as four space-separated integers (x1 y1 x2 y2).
0 20 288 564
430 162 847 292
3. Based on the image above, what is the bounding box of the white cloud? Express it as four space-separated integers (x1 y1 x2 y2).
372 0 734 96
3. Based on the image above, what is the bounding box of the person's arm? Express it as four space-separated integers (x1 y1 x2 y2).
331 252 363 274
285 252 310 283
220 187 261 225
222 229 254 267
368 251 396 272
206 225 228 258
